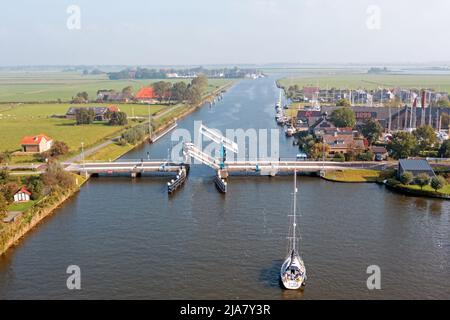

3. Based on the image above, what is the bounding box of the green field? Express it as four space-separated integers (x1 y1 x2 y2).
278 73 450 92
323 169 381 183
0 103 168 153
0 71 231 102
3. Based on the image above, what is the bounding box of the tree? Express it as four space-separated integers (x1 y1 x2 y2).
439 140 450 158
75 108 95 125
442 113 450 130
109 111 128 126
152 81 172 102
358 151 374 161
0 170 9 183
309 142 330 160
0 193 7 217
333 152 345 162
26 176 44 200
72 91 89 103
399 171 413 185
122 86 134 95
50 141 70 157
361 119 383 145
414 173 430 190
430 176 446 192
0 182 19 202
41 162 75 191
0 151 12 164
413 125 438 152
336 98 351 107
436 97 450 108
185 85 202 106
329 107 356 128
191 74 208 91
387 131 417 159
171 82 188 103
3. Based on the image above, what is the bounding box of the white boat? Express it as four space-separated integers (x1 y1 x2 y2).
280 171 306 290
285 126 296 137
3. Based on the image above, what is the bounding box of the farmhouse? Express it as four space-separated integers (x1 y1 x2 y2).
135 87 157 103
21 134 53 153
66 105 119 121
398 159 435 178
14 187 32 202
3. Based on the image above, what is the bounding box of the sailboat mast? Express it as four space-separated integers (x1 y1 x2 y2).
293 170 297 252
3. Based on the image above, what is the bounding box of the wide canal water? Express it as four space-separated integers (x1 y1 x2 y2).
0 76 449 299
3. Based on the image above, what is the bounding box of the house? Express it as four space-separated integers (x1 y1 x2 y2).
96 90 132 103
135 87 157 103
21 134 53 153
323 133 366 154
311 118 336 136
371 146 388 160
66 105 120 121
13 187 32 202
398 159 435 178
302 86 320 100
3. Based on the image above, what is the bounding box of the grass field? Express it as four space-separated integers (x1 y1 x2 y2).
400 183 450 196
278 73 450 92
323 169 381 183
0 71 232 102
0 103 168 153
8 200 36 212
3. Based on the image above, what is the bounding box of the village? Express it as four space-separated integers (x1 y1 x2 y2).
275 84 450 161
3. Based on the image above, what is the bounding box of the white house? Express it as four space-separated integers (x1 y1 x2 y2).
13 187 32 202
21 134 53 153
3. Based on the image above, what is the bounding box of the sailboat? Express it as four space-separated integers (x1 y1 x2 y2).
280 171 306 290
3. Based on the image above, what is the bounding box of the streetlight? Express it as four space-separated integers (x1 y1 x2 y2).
81 142 85 173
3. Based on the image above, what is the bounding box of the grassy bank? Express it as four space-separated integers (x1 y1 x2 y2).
322 169 381 183
0 173 87 255
385 180 450 199
83 80 236 162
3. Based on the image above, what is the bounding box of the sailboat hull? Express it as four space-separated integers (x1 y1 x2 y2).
280 253 306 290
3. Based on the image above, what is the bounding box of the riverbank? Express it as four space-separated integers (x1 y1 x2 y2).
385 180 450 200
84 81 236 162
0 173 87 255
0 81 235 255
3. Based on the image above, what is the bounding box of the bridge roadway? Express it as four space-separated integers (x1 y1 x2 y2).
64 159 389 176
64 160 186 175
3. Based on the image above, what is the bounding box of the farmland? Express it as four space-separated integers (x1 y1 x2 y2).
0 103 168 154
0 72 235 163
278 73 450 92
0 71 231 102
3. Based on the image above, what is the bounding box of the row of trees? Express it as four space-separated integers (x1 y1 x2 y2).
151 75 208 105
387 126 439 159
399 171 447 191
75 108 127 126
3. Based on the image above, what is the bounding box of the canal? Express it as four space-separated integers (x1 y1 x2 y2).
0 76 449 299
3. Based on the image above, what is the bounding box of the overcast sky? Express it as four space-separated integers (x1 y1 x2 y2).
1 0 449 66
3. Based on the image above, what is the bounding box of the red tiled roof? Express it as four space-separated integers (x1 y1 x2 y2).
136 87 156 99
107 105 120 112
16 186 31 196
21 134 52 145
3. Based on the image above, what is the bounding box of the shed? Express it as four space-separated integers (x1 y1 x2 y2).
13 187 32 202
398 159 435 178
